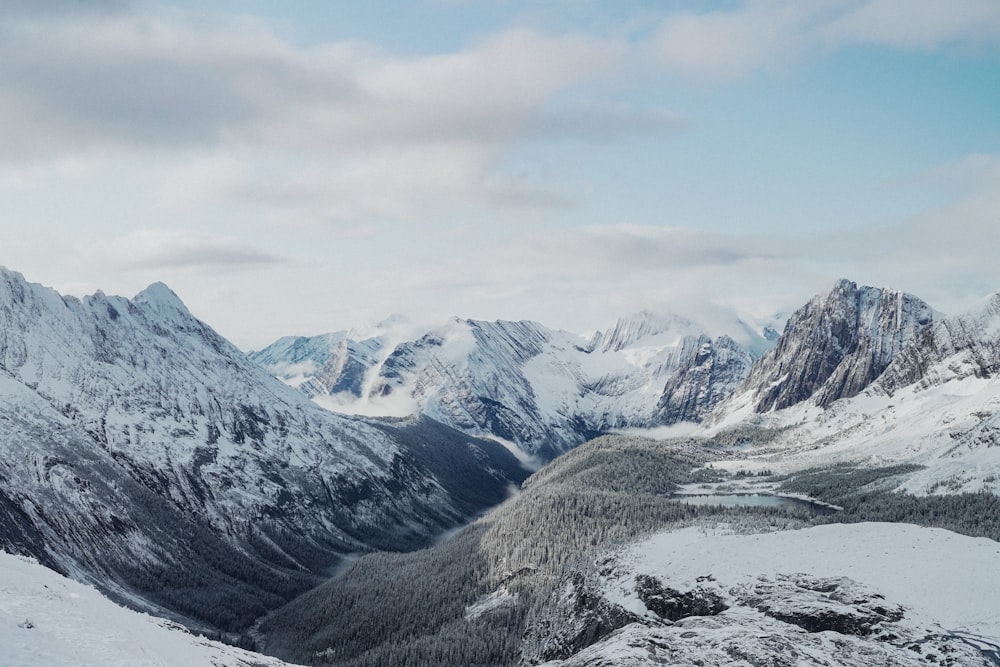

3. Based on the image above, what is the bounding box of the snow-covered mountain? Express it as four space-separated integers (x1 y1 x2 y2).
876 291 1000 393
253 311 773 459
741 279 937 413
0 268 526 631
707 280 1000 495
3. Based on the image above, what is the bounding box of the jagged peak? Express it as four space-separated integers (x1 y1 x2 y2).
811 278 927 307
745 278 940 413
0 265 28 284
591 310 700 353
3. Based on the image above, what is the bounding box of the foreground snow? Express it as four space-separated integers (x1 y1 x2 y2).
0 551 298 667
541 522 1000 666
616 522 1000 638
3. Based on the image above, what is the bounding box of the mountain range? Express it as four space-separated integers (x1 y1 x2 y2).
2 267 1000 665
251 308 778 459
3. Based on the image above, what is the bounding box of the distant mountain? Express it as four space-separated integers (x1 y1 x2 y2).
253 311 775 459
0 268 526 632
740 279 937 412
705 279 1000 496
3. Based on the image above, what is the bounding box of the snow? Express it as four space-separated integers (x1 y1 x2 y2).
701 359 1000 494
464 587 518 621
0 551 299 667
613 522 1000 639
258 308 772 457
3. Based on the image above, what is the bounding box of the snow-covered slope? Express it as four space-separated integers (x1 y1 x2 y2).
0 267 526 631
254 311 772 459
0 550 298 667
249 315 415 399
535 523 1000 666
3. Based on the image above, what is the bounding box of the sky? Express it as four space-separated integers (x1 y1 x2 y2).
1 0 999 350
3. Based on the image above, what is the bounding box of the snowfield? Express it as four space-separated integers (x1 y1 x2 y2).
538 522 1000 666
613 522 1000 639
0 551 299 667
704 374 1000 495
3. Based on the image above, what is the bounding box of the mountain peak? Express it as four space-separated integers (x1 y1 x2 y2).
591 310 699 352
131 282 192 323
742 279 937 412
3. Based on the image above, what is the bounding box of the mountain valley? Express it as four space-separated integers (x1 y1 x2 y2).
2 270 1000 665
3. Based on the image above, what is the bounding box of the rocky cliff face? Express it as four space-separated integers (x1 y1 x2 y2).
656 335 757 424
0 268 526 631
876 292 1000 394
742 279 936 412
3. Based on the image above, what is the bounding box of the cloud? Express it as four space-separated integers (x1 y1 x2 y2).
651 0 1000 80
0 8 667 161
0 5 682 225
84 229 288 272
825 0 1000 50
651 1 825 80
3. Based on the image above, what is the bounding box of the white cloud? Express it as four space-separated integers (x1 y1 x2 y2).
0 8 663 159
651 0 1000 80
651 1 826 80
0 5 680 226
83 229 288 271
825 0 1000 50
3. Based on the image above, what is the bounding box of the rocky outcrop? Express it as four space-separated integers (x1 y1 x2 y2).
523 570 648 664
735 574 904 636
743 279 936 412
539 570 986 667
635 574 728 621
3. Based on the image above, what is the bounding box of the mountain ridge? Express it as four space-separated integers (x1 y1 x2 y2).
0 266 527 632
252 309 776 458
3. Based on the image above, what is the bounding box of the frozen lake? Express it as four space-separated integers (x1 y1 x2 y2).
671 493 838 515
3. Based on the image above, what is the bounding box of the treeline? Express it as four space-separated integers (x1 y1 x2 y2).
258 435 814 666
779 463 1000 542
257 435 1000 667
258 523 528 666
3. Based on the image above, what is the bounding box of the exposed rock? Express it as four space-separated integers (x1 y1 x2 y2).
877 292 1000 393
743 279 935 412
735 574 905 636
656 335 756 424
523 571 649 664
634 574 728 621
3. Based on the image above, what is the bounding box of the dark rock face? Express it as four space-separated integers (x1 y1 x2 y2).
656 335 756 424
736 575 905 637
634 574 728 621
526 571 648 664
744 279 936 412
